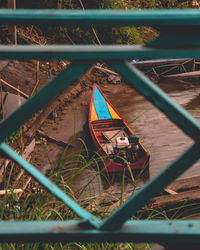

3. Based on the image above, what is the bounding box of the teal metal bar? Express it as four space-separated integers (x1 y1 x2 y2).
1 45 200 60
1 220 200 244
0 61 92 143
1 7 200 244
100 142 200 230
0 143 99 228
111 61 200 141
1 9 200 26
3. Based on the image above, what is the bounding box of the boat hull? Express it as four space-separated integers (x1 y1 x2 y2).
89 84 150 175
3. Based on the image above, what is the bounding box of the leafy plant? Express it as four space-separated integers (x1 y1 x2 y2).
5 126 23 145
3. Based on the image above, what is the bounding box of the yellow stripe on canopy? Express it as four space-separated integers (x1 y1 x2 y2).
91 102 98 121
107 103 120 119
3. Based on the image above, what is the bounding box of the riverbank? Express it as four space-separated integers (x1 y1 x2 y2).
1 59 200 217
0 60 127 200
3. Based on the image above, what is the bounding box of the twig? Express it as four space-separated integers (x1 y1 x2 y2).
160 59 193 76
22 139 36 158
94 65 119 76
0 84 4 119
18 176 32 198
13 139 35 188
0 159 10 184
36 60 39 85
66 32 76 45
37 129 73 148
166 77 191 85
14 141 34 198
0 78 29 98
193 59 196 71
164 188 178 195
78 0 102 45
17 33 43 45
152 67 160 80
30 79 40 96
0 189 23 195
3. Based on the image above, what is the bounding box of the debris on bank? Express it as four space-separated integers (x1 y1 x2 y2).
150 175 200 210
0 59 122 199
1 57 200 218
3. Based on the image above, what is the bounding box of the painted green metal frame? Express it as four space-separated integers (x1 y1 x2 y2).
1 9 200 245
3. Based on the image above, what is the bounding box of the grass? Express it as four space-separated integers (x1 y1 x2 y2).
0 134 199 249
0 107 198 249
0 132 152 249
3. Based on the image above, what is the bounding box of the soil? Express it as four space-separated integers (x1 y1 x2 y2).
0 59 119 199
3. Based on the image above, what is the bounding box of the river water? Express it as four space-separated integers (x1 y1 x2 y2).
102 80 200 180
72 80 200 180
44 79 200 199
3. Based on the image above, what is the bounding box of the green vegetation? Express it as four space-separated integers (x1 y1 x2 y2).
0 1 196 248
0 0 190 45
0 135 145 249
0 134 199 249
5 126 23 145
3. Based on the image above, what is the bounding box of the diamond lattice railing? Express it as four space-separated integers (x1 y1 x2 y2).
1 9 200 246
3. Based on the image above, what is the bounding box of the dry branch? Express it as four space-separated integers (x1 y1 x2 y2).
0 189 23 195
13 139 35 188
30 80 40 96
78 0 101 45
93 65 119 76
37 129 72 148
0 78 29 98
164 188 178 195
0 159 11 184
18 176 32 198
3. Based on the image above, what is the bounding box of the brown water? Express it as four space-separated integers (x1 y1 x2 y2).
101 81 200 180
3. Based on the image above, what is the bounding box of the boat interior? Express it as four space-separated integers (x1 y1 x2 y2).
91 119 128 144
91 119 141 162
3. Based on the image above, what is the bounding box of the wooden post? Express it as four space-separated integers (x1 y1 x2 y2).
0 84 4 119
36 61 39 84
57 0 62 9
193 59 196 72
8 0 17 45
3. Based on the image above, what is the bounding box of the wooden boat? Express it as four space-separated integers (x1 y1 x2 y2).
89 84 150 174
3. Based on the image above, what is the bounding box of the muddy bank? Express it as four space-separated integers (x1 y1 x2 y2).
0 60 118 200
1 59 200 212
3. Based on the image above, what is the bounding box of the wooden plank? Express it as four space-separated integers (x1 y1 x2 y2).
164 188 178 195
166 70 200 79
167 175 200 192
152 189 200 208
102 130 124 143
131 59 189 67
150 176 200 209
94 65 119 76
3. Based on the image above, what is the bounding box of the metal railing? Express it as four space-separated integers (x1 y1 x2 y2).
1 9 200 247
